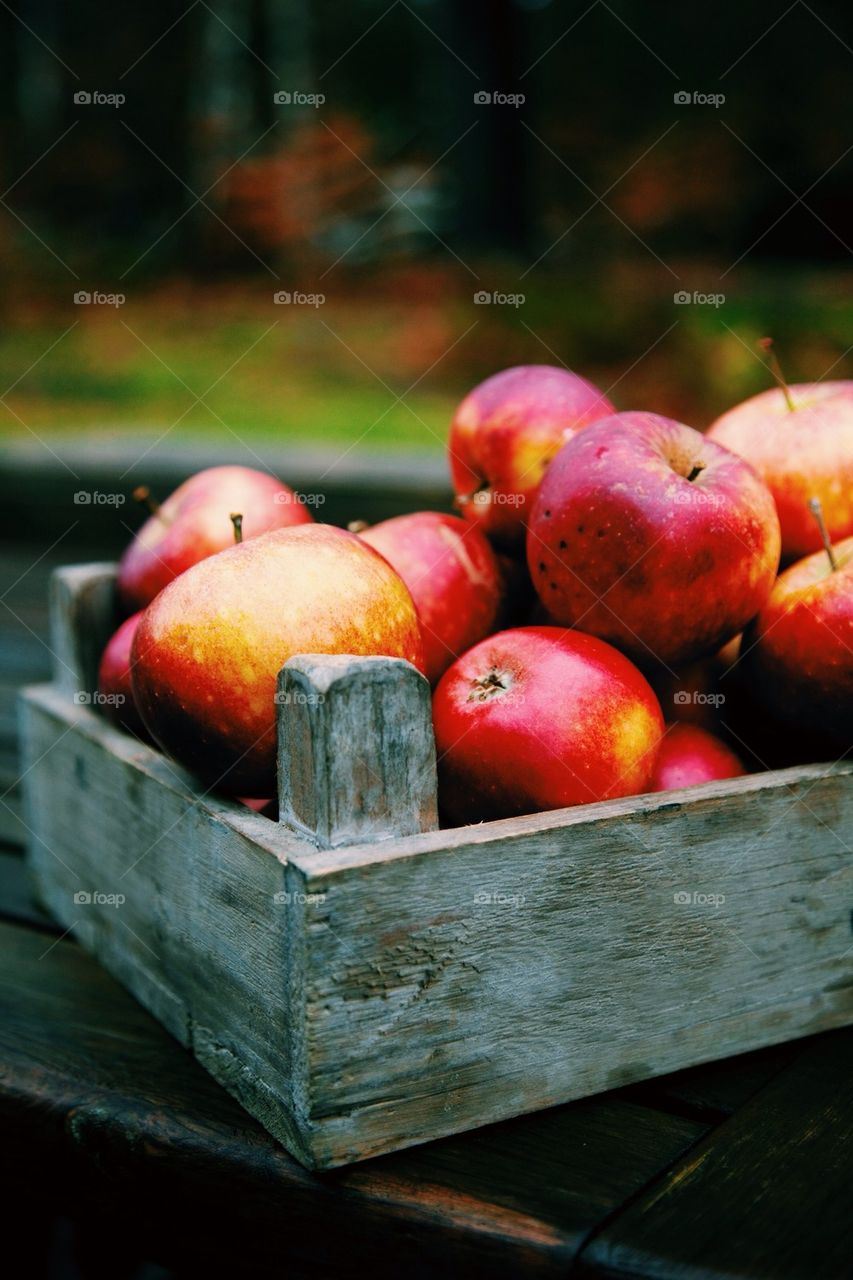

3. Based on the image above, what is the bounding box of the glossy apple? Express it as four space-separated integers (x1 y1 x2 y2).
432 626 664 824
97 611 150 740
707 381 853 560
118 465 314 610
741 534 853 740
132 525 424 794
358 512 504 684
527 411 781 665
448 364 614 548
649 723 745 792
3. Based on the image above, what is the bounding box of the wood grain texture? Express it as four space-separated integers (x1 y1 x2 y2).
48 562 118 698
576 1028 853 1279
277 654 438 848
284 760 853 1166
0 916 708 1280
21 673 853 1168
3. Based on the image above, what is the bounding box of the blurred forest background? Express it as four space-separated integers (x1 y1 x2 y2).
1 0 852 455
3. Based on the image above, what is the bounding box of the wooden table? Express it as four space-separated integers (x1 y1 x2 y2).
3 535 852 1279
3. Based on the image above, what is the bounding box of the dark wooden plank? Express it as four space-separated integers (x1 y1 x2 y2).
578 1028 853 1279
625 1040 799 1122
0 918 707 1279
0 848 56 930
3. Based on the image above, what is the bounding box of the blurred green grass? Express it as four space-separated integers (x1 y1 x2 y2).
1 261 851 453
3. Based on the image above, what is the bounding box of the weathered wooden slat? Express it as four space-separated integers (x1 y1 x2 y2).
0 917 708 1280
277 654 438 848
48 562 118 698
577 1028 853 1279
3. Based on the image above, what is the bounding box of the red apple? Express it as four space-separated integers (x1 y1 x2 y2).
118 465 314 610
358 512 504 684
707 381 853 560
432 626 664 824
741 534 853 740
650 723 745 792
527 411 781 666
97 611 150 740
448 364 614 549
132 525 425 794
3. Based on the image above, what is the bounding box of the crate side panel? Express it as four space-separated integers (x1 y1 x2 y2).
18 688 311 1158
296 772 853 1165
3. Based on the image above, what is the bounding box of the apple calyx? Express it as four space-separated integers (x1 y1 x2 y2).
133 485 166 521
347 519 370 533
758 337 795 412
809 497 838 572
230 512 243 544
467 666 512 702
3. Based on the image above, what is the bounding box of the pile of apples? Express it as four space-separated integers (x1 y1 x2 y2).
98 354 853 825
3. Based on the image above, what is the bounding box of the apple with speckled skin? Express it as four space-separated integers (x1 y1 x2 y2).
358 512 504 684
118 465 314 610
131 525 424 794
708 382 853 561
432 626 663 824
527 412 781 666
97 611 150 741
649 723 745 792
448 364 614 549
741 534 853 740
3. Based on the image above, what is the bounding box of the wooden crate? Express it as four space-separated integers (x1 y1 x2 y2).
19 563 853 1170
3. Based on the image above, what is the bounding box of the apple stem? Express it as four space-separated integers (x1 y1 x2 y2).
230 512 243 544
686 463 706 483
758 337 795 412
132 485 165 520
809 497 837 572
347 519 370 533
